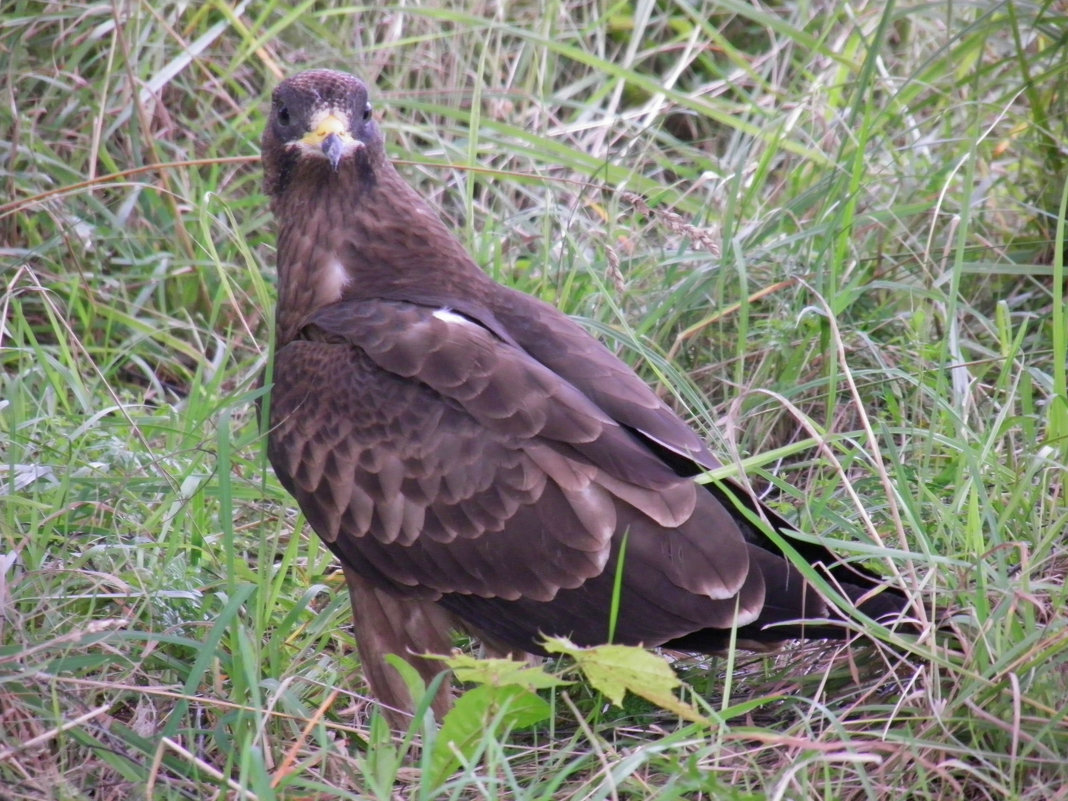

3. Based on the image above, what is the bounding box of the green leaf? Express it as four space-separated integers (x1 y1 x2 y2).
428 684 551 787
383 653 429 706
442 651 573 691
543 637 708 724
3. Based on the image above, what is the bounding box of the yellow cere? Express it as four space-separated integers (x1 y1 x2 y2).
300 112 351 146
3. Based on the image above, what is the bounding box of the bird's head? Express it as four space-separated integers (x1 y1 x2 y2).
262 69 382 196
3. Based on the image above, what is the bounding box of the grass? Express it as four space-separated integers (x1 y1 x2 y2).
2 0 1066 798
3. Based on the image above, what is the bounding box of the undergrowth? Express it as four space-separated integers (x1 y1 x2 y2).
2 1 1066 799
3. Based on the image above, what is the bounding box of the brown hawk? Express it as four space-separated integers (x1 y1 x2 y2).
259 69 910 725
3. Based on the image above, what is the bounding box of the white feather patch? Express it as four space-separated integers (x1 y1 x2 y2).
318 258 351 303
433 308 476 326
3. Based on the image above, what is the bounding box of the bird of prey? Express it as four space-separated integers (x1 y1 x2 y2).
260 69 910 724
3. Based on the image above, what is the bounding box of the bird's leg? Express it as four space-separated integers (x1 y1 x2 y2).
341 566 456 728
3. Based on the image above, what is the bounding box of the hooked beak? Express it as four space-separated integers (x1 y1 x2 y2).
322 132 345 170
299 113 357 171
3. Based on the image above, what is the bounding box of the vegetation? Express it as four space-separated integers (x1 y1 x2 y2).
2 0 1066 798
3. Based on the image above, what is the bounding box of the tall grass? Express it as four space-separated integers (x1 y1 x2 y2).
2 1 1066 798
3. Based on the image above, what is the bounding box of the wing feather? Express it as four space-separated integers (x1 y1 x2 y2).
490 286 722 472
269 298 758 641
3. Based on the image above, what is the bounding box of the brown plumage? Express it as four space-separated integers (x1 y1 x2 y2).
261 69 911 725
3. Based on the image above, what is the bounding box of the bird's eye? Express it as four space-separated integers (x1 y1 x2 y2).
277 105 291 126
363 103 373 122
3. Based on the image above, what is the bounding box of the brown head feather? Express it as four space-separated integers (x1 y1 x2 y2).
262 69 496 346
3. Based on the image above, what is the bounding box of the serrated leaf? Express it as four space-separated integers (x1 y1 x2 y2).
442 652 572 690
543 636 708 724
